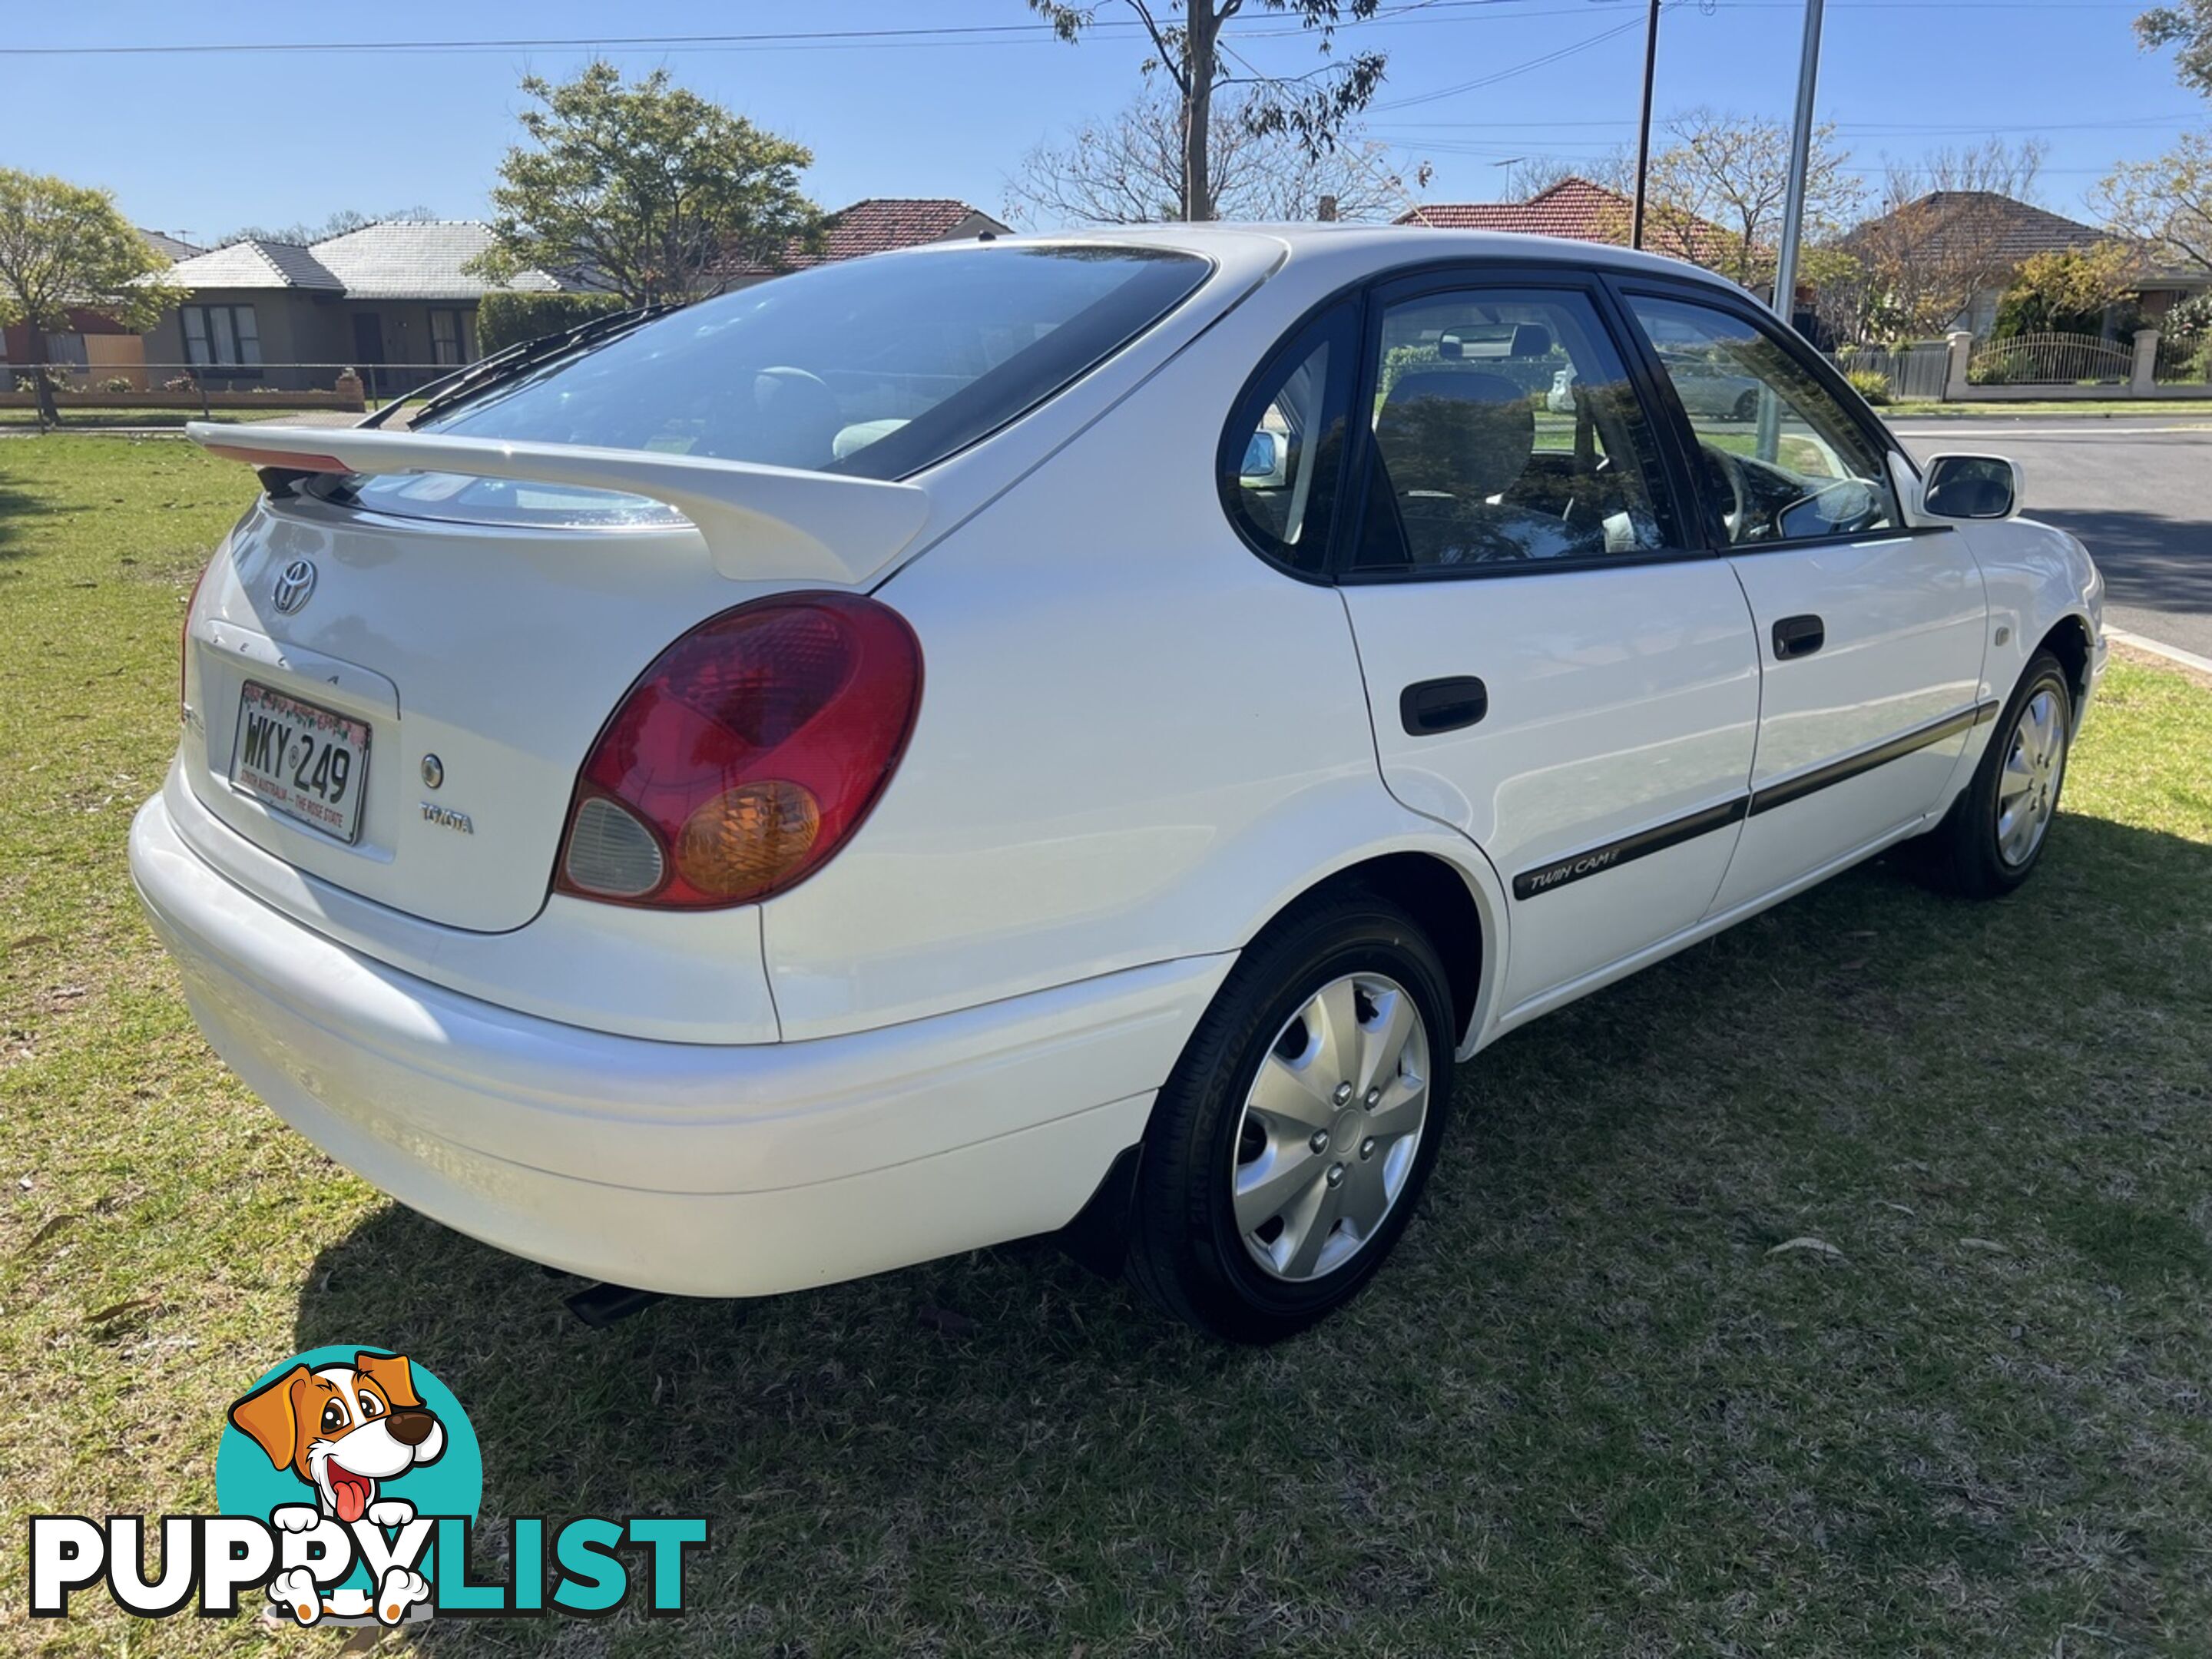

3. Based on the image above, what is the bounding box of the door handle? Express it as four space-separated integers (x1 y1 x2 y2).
1772 614 1825 661
1400 676 1488 735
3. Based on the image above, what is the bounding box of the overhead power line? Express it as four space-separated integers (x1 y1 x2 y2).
0 0 2149 57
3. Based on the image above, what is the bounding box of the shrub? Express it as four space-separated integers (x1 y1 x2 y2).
2161 291 2212 346
98 376 135 393
476 290 630 354
1843 367 1892 405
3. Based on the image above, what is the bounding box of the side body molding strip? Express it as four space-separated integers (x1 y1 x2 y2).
1511 700 2001 901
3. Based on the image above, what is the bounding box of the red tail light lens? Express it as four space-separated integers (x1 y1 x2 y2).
556 593 922 909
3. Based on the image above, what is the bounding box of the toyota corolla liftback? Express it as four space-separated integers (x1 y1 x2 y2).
132 226 2104 1342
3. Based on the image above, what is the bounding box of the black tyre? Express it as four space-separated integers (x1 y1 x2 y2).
1732 389 1759 422
1927 649 2075 899
1125 892 1457 1343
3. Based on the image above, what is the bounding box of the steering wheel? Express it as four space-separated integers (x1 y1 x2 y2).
1700 442 1750 540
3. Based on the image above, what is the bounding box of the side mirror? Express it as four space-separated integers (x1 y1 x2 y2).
1922 453 2022 520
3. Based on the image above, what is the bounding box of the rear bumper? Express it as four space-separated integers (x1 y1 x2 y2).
130 791 1229 1296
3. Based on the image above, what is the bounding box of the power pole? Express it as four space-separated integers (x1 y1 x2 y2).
1770 0 1826 326
1628 0 1662 250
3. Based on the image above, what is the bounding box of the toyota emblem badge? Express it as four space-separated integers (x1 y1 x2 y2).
271 558 317 616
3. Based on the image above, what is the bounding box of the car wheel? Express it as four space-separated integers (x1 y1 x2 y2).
1928 649 2074 898
1124 892 1457 1342
1732 389 1759 422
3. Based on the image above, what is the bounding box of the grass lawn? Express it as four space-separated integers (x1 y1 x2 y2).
5 436 2212 1655
0 407 315 429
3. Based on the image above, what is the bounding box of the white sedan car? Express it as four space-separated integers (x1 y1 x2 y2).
134 226 2103 1342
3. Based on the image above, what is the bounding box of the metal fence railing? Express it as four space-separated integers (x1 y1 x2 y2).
1826 341 1950 402
2154 332 2212 386
1967 332 2134 388
4 359 461 406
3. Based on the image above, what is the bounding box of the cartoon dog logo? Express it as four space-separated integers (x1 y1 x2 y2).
227 1351 445 1624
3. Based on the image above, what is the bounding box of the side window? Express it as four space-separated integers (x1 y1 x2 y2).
1220 303 1358 576
1350 288 1674 573
1624 293 1898 546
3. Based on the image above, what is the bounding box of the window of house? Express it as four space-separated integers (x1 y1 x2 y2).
180 304 263 369
429 308 471 366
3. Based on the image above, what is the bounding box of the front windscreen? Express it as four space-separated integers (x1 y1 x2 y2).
348 244 1211 528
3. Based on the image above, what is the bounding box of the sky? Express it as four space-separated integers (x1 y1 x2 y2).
1 0 2201 247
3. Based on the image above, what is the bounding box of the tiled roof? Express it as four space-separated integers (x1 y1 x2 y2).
157 221 568 299
310 220 564 299
139 229 206 263
161 240 345 292
718 198 1008 278
1396 177 1734 264
1850 191 2108 267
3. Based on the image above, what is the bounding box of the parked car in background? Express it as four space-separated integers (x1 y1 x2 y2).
136 226 2104 1343
1658 349 1767 422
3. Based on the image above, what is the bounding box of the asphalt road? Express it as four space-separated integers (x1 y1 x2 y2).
1890 415 2212 661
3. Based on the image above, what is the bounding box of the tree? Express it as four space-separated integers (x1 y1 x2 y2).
1005 85 1414 225
1641 108 1861 291
0 168 180 425
1028 2 1386 222
469 63 820 305
1837 141 2051 339
1500 152 1631 202
2137 0 2212 96
1993 242 2144 338
2098 132 2212 275
224 207 434 246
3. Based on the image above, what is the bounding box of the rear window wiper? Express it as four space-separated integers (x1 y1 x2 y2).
360 303 678 433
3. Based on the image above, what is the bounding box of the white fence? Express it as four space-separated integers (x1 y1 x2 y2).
1967 331 2134 388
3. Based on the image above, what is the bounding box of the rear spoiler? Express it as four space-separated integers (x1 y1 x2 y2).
185 421 931 587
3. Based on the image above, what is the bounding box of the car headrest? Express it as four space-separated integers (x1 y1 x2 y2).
749 367 843 469
1376 371 1535 500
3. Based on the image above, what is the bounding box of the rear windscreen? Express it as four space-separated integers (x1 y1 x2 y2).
348 244 1211 528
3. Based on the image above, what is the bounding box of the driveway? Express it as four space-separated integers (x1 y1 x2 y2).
1891 415 2212 661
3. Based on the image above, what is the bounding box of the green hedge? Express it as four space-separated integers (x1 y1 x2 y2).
476 291 629 354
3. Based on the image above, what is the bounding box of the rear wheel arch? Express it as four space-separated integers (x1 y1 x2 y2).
1251 849 1489 1051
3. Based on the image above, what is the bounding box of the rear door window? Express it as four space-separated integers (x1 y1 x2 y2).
1350 287 1677 572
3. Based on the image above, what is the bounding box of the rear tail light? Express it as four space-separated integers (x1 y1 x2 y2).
555 593 922 909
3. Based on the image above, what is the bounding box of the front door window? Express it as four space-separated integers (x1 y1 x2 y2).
1624 293 1899 545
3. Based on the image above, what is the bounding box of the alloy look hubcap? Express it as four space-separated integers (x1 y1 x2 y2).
1230 972 1431 1282
1996 687 2066 867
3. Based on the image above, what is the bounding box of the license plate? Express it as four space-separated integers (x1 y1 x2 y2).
230 682 370 843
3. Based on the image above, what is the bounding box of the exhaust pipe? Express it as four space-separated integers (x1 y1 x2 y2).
562 1281 667 1328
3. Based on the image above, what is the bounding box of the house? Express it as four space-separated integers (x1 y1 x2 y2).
1396 178 1737 270
142 220 578 394
141 229 207 264
2 228 207 392
1841 190 2210 336
713 197 1010 289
